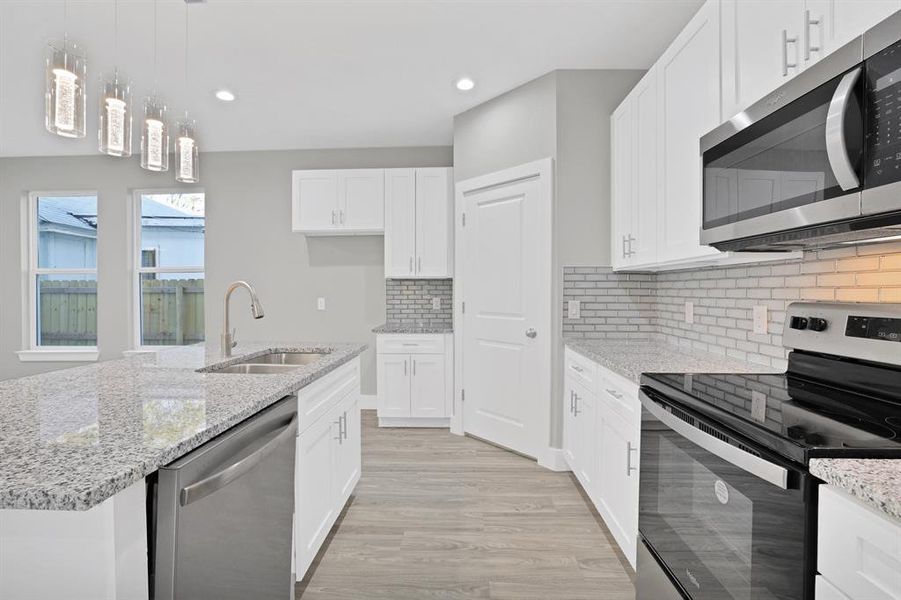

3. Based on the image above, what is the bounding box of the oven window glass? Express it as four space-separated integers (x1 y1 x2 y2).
640 410 811 600
703 70 863 230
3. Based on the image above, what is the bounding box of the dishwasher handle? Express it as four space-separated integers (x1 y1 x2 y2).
180 414 298 507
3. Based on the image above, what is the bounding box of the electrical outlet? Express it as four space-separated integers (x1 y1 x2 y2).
432 297 441 311
684 301 694 324
317 297 326 311
753 305 768 334
751 391 767 423
567 300 581 320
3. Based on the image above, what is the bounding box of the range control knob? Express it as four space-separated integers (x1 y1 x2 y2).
808 317 828 332
789 316 809 330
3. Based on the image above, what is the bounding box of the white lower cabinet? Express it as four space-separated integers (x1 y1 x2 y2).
295 358 362 580
376 334 453 427
563 347 640 569
817 485 901 599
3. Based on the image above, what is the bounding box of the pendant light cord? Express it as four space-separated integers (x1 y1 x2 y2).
153 0 158 89
184 3 189 107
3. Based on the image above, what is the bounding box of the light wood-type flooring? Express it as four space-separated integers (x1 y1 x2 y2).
296 410 636 600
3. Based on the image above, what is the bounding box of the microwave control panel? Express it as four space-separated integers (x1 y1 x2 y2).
866 37 901 188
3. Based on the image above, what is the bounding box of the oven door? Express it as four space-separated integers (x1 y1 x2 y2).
638 390 815 600
701 64 865 247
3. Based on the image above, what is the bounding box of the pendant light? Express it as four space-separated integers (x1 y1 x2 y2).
175 1 199 183
99 0 132 157
45 1 86 138
141 0 169 172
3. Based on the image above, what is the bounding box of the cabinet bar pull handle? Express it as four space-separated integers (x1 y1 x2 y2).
404 359 407 376
573 393 581 416
782 29 798 76
413 359 417 376
804 10 820 61
409 256 413 273
605 388 624 400
331 210 336 225
627 442 638 475
570 390 575 414
622 235 628 259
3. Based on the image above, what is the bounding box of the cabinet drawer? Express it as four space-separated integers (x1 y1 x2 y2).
597 370 640 427
816 576 850 600
818 485 901 600
377 334 445 355
565 348 597 389
297 359 359 434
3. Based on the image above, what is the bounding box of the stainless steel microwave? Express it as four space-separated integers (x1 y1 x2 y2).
700 10 901 251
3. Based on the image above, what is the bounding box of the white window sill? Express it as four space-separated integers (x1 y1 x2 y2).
16 348 100 363
123 348 167 357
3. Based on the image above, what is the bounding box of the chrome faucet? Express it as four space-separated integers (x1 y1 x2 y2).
222 280 265 357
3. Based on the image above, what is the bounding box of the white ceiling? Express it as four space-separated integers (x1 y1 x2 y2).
0 0 703 157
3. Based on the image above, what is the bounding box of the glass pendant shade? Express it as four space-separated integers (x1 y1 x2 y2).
98 72 132 156
140 97 169 172
175 116 199 183
45 40 87 138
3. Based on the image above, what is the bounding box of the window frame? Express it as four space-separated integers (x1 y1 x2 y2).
130 188 205 352
18 190 100 362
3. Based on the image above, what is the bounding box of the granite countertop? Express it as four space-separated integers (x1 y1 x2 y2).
810 458 901 521
372 323 453 334
564 337 775 383
0 341 366 511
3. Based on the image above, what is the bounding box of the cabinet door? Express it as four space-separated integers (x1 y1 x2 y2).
295 413 336 577
597 409 639 568
657 0 722 264
410 354 446 418
805 0 900 65
573 387 598 499
339 169 384 231
292 170 339 232
385 169 417 277
610 98 635 270
562 379 578 469
630 70 659 267
377 353 411 418
334 394 361 505
721 0 804 119
415 167 453 278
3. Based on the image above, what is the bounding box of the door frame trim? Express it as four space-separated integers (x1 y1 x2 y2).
453 158 555 461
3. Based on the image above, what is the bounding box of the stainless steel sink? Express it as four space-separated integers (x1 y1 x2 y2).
213 363 304 375
243 352 328 366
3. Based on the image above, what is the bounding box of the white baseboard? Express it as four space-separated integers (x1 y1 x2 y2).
538 447 570 472
359 394 377 410
378 417 450 428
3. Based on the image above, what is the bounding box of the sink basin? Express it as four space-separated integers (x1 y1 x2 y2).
243 352 328 366
213 363 303 375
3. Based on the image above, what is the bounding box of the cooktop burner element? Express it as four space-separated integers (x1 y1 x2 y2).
641 302 901 465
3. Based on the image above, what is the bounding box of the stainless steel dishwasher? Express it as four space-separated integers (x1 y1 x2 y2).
152 396 297 600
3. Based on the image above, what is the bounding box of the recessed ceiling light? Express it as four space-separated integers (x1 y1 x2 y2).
215 89 236 102
455 77 475 91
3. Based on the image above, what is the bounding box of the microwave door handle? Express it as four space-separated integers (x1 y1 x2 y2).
825 67 862 191
640 393 788 489
179 414 298 506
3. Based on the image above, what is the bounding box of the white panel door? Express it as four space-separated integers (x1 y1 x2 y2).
631 70 659 267
334 395 361 503
461 162 551 458
376 354 411 418
657 0 722 264
721 0 804 119
410 354 446 418
295 413 336 576
339 169 384 230
384 169 416 277
611 100 635 270
292 170 338 231
805 0 900 65
415 167 452 277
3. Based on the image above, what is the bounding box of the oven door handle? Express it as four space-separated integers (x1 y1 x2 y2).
641 393 789 489
825 66 862 191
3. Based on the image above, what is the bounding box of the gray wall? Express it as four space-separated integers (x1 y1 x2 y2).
0 146 452 392
452 69 642 448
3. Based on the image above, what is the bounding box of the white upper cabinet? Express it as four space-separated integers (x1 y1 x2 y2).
611 93 635 271
806 0 901 63
384 167 453 278
656 0 721 264
292 169 385 235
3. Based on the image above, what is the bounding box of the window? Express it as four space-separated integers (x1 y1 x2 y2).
19 193 100 361
134 192 205 347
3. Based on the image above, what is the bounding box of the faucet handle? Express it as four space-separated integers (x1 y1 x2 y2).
230 328 237 348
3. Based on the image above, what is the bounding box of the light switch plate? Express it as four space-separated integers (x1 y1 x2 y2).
568 300 581 320
432 297 441 311
753 305 768 334
317 297 326 311
685 301 694 324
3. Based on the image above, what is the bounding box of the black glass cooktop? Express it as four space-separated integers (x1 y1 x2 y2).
640 354 901 465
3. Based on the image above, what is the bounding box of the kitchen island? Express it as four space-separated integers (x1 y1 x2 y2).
0 341 365 599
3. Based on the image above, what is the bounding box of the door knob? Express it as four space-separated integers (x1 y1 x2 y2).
525 328 537 339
